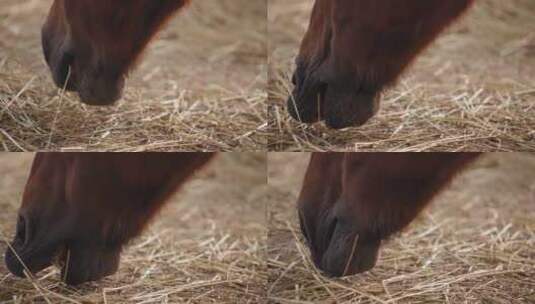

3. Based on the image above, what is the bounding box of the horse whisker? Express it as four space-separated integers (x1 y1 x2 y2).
342 233 359 277
62 247 71 283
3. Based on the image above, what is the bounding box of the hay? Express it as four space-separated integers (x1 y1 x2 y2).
268 0 535 151
267 153 535 303
0 153 268 303
0 0 267 151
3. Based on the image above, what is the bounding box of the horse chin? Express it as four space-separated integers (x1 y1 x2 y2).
77 75 124 106
59 243 121 285
319 237 381 277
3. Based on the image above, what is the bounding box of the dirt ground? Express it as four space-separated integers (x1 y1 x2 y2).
267 153 535 303
0 153 267 303
268 0 535 151
0 0 266 151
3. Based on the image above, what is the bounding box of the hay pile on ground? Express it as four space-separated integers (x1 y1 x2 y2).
267 153 535 303
0 153 267 303
268 0 535 151
0 0 266 151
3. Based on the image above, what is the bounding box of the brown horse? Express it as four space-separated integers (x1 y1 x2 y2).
297 152 481 277
4 152 214 285
288 0 475 129
42 0 190 105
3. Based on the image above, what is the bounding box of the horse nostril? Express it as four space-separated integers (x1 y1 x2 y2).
59 51 74 77
15 215 31 246
16 216 26 243
53 50 76 91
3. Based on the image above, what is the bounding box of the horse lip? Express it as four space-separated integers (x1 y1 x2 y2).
319 231 359 277
323 84 380 129
4 241 61 278
287 83 327 124
316 211 372 277
306 211 339 272
77 75 124 106
4 243 26 277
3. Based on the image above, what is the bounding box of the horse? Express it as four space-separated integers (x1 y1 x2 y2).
4 152 214 285
42 0 190 105
297 152 481 277
288 0 476 129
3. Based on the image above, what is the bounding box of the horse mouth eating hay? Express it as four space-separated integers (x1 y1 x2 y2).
41 0 190 105
288 0 475 129
4 152 214 285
